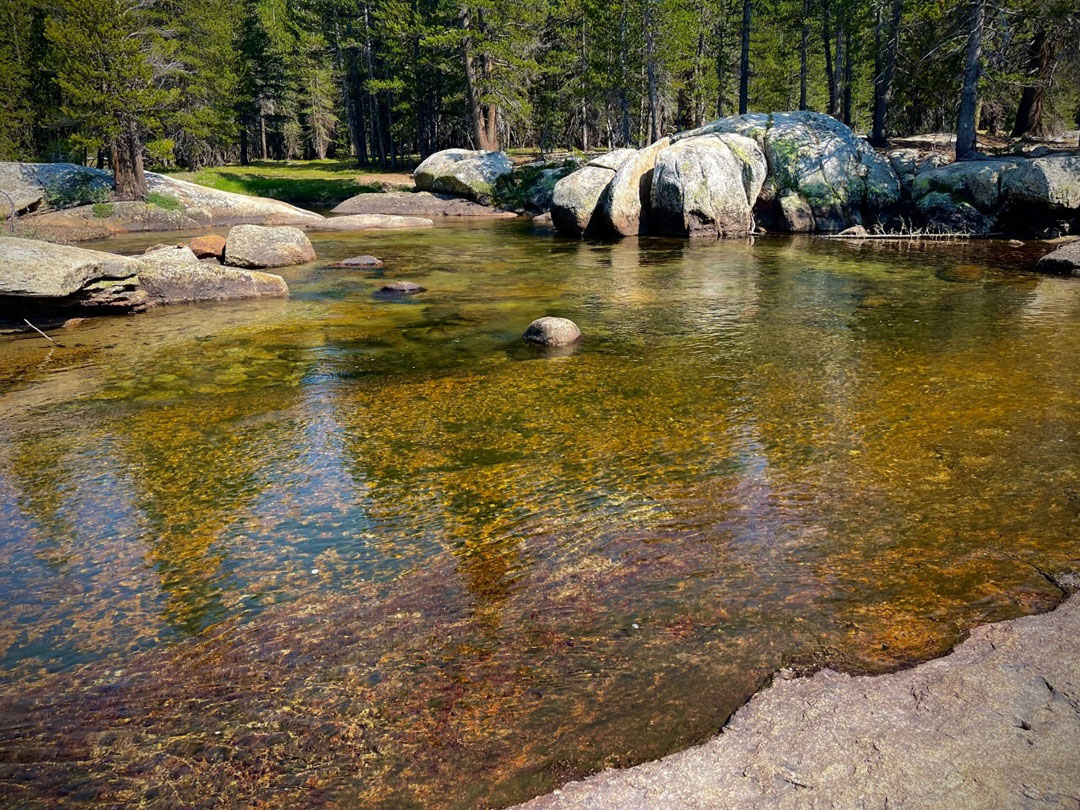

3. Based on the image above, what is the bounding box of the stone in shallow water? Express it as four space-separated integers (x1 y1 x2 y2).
377 281 426 296
188 234 227 259
1035 241 1080 275
330 255 385 269
523 316 581 346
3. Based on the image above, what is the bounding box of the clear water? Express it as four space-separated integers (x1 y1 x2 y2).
0 220 1078 808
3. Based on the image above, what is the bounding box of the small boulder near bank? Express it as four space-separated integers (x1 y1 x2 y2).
188 234 227 259
309 214 433 231
413 149 514 201
376 281 426 297
523 316 581 346
139 245 288 304
224 224 316 269
1035 241 1080 275
551 149 636 237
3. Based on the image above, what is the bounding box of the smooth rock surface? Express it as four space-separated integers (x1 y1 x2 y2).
522 316 581 346
515 593 1080 810
329 255 385 268
650 134 767 238
223 225 316 269
331 190 515 218
139 245 288 305
188 234 226 259
551 150 636 237
1035 241 1080 275
310 213 434 231
376 281 425 296
0 236 141 297
674 111 901 232
598 138 670 236
412 149 514 201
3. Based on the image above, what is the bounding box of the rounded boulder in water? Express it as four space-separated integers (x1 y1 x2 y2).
522 316 581 346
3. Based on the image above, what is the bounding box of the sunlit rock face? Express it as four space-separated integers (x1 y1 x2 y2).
550 150 637 237
223 224 316 269
675 111 902 233
413 149 515 202
649 133 767 239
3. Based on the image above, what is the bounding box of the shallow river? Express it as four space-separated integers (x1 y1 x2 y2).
1 220 1078 808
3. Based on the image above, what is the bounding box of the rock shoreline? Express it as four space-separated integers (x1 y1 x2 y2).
514 580 1080 810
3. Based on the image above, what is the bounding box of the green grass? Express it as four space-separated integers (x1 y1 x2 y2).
91 202 115 218
146 192 183 212
164 159 412 206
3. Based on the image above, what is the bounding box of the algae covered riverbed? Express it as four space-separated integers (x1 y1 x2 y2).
1 220 1078 807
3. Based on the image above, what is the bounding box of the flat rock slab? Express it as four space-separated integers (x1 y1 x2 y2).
0 236 141 297
309 213 434 231
1035 241 1080 275
331 191 515 218
515 594 1080 810
329 254 385 269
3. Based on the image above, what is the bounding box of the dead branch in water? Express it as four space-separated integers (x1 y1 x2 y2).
23 319 57 344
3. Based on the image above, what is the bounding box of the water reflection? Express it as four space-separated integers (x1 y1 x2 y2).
0 224 1077 808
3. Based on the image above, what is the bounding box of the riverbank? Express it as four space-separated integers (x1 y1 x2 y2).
515 576 1080 810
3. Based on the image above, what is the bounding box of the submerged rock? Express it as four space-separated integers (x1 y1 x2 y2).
522 316 581 346
331 190 514 218
650 133 767 238
413 149 514 201
188 234 226 259
674 111 901 233
329 255 385 269
376 281 426 297
223 224 316 269
1035 241 1080 275
551 150 636 237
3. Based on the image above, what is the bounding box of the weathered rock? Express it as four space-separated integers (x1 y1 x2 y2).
413 149 514 201
1035 241 1080 275
915 191 995 234
376 281 426 296
188 234 227 259
514 594 1080 810
550 150 636 237
19 201 202 242
838 224 869 236
144 172 323 228
522 316 581 346
650 134 767 238
674 111 902 232
0 236 142 298
532 211 554 227
0 162 111 214
597 138 670 236
139 245 288 304
329 255 385 269
331 190 515 218
778 188 815 232
310 214 434 231
1000 155 1080 211
223 224 316 269
524 160 583 212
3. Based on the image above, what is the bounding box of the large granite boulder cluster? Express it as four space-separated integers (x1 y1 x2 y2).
548 111 903 239
912 155 1080 236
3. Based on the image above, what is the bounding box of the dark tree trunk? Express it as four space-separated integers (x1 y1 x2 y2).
240 126 248 166
842 22 853 126
618 0 632 145
799 0 809 110
956 0 985 160
461 5 498 151
822 0 839 117
645 0 661 141
870 0 903 146
110 120 146 201
1011 29 1052 138
738 0 751 114
715 11 727 117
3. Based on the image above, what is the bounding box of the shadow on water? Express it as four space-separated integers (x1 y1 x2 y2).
0 222 1077 807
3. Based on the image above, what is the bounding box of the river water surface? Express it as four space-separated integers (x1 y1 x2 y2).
1 220 1078 808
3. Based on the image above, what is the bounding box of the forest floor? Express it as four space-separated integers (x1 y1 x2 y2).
165 159 414 206
515 579 1080 810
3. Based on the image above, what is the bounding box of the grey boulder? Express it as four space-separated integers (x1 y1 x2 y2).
523 316 581 346
412 149 514 201
1034 241 1080 275
224 224 316 269
331 190 514 218
139 245 288 304
550 149 636 237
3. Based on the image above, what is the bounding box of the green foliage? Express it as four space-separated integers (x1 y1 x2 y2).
146 192 183 212
43 171 111 209
91 202 115 218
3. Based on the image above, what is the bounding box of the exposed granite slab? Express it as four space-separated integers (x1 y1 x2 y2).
516 589 1080 810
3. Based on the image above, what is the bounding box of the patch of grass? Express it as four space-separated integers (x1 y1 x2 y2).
91 202 115 218
146 192 182 212
164 160 412 206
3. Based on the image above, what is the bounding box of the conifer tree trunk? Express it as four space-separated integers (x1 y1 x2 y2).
1011 29 1052 138
871 0 903 146
822 0 839 117
956 0 985 160
111 119 145 200
738 0 751 114
799 0 809 110
645 0 661 142
618 0 632 145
